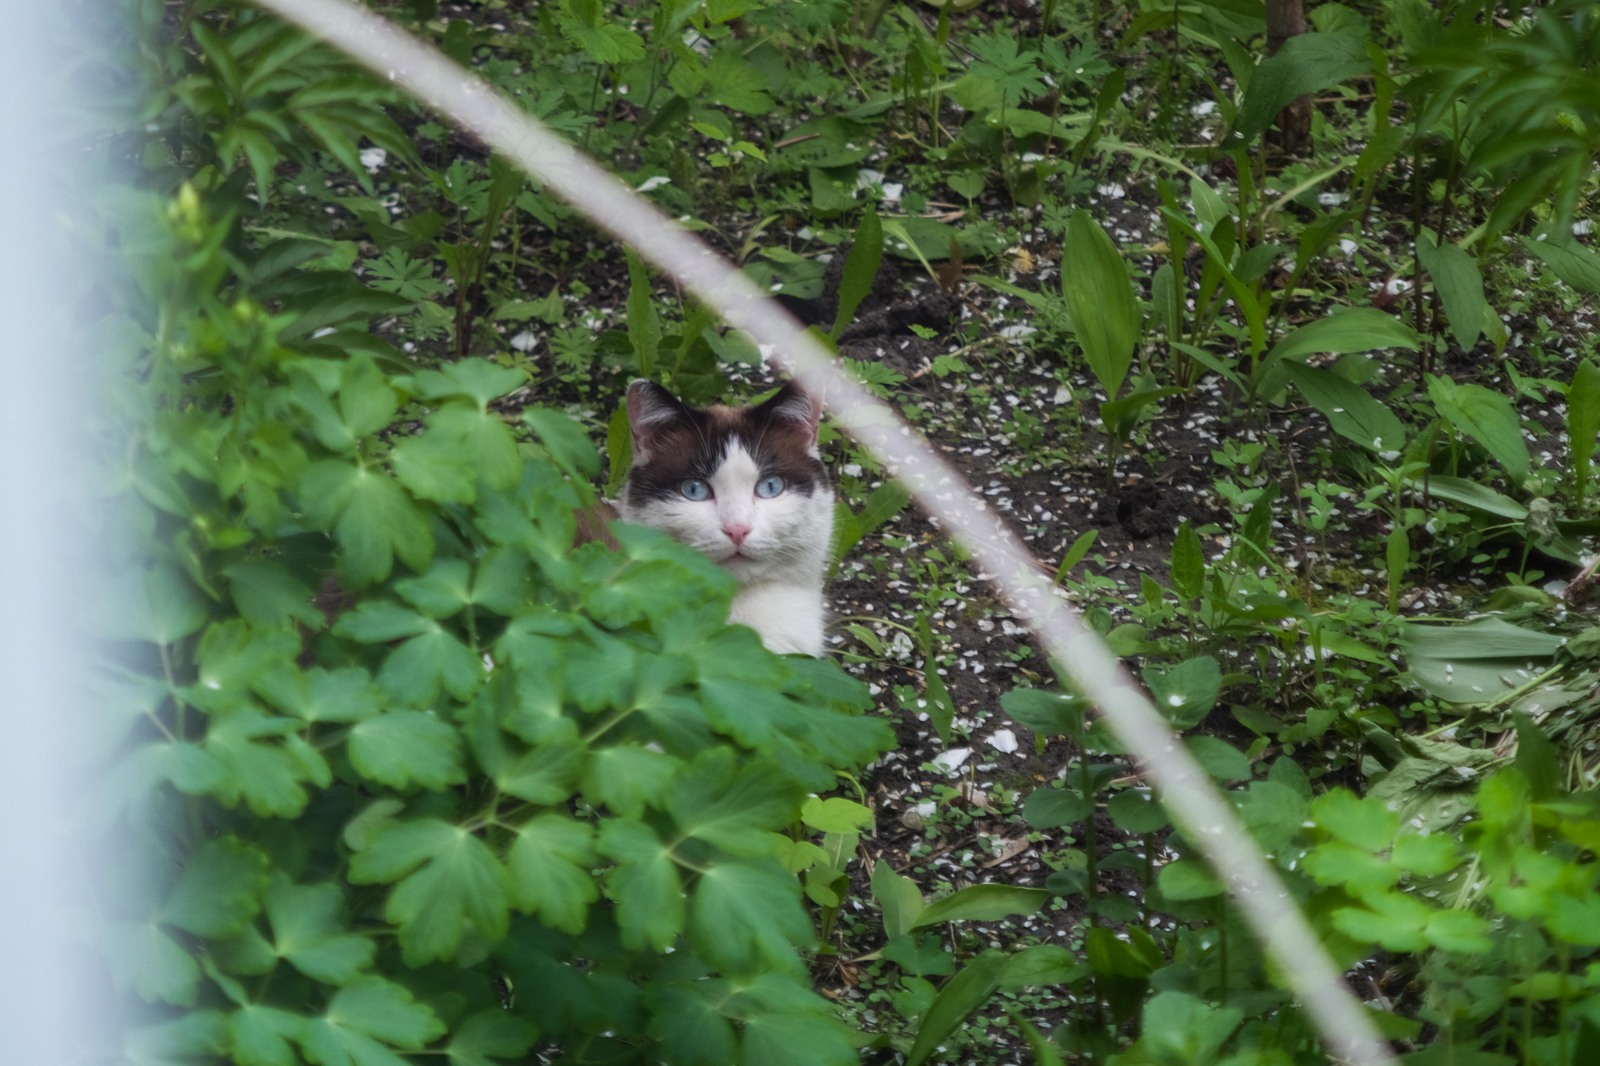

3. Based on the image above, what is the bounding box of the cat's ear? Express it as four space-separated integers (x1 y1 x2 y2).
759 380 824 446
626 379 689 463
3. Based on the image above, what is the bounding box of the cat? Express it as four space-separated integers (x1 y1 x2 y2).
616 379 834 657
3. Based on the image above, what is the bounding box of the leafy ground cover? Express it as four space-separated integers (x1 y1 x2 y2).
90 0 1600 1063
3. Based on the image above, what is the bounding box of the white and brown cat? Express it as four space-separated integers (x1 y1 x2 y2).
615 379 834 657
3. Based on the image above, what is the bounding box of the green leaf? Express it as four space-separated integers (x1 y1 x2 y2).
625 247 661 378
1427 375 1530 481
1233 32 1371 143
107 920 201 1006
1568 360 1600 508
300 460 432 586
1055 528 1099 580
557 0 645 63
580 744 679 819
689 860 812 975
348 710 465 790
1144 655 1221 730
445 1012 539 1066
597 820 685 952
1157 859 1225 901
263 877 375 985
506 814 598 935
1022 785 1093 829
201 709 318 817
871 863 925 939
704 50 774 115
407 359 527 406
1256 307 1420 397
377 627 484 704
911 884 1052 929
1000 688 1085 736
1063 210 1139 400
303 979 446 1066
1139 991 1244 1065
1410 475 1528 520
905 950 1009 1066
1170 520 1205 602
523 407 600 479
831 209 883 340
228 1004 303 1066
1311 788 1398 850
162 837 270 939
1330 892 1431 953
668 749 804 856
648 983 739 1064
1402 617 1563 702
1417 234 1487 351
1523 236 1600 295
338 354 400 439
394 559 472 618
1184 736 1251 782
1286 362 1408 456
390 431 477 504
348 820 511 965
800 796 874 834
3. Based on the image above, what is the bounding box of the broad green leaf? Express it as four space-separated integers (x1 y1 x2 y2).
377 627 484 704
1402 617 1563 703
737 993 858 1066
506 814 598 935
162 837 269 939
492 726 586 805
1256 307 1420 397
597 820 685 952
871 863 925 939
1523 236 1600 295
348 820 510 965
800 796 873 834
1100 386 1182 439
1157 859 1224 901
1170 520 1205 601
1410 475 1528 520
1184 736 1251 782
390 431 477 504
1022 785 1093 829
998 944 1088 988
1143 655 1221 730
1330 892 1431 953
1568 360 1600 508
202 709 317 817
1000 687 1085 736
1286 362 1407 456
348 710 465 790
647 983 738 1065
445 1012 539 1066
1063 210 1139 400
557 0 645 64
689 860 812 975
1140 991 1244 1065
333 600 433 643
1234 32 1371 142
905 950 1009 1066
831 208 883 340
263 877 375 985
394 559 472 618
910 884 1052 929
1427 375 1530 481
1417 234 1487 351
224 559 324 629
625 247 660 378
407 358 526 405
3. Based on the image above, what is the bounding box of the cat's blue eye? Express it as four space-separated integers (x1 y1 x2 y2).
755 474 785 499
680 478 712 501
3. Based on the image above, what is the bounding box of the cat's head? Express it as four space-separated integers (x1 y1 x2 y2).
618 379 834 584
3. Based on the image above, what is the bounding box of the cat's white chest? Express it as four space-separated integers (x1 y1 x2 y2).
729 581 827 657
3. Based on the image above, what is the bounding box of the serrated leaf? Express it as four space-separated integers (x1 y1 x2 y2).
348 820 510 965
394 559 472 618
647 982 739 1065
506 814 598 935
689 860 812 975
1330 892 1431 953
1286 362 1408 456
390 431 477 504
911 884 1052 929
303 980 445 1066
228 1005 304 1066
580 744 679 819
263 877 375 985
668 748 804 856
625 247 660 377
300 461 433 586
597 820 684 952
203 709 316 817
407 358 526 405
338 354 400 439
162 837 270 938
1311 788 1398 850
348 710 464 790
1144 655 1221 730
377 626 484 704
1140 991 1244 1064
333 600 433 643
107 920 201 1006
523 407 600 479
799 796 874 834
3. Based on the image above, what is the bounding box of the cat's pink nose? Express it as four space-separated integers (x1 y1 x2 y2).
723 523 751 548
